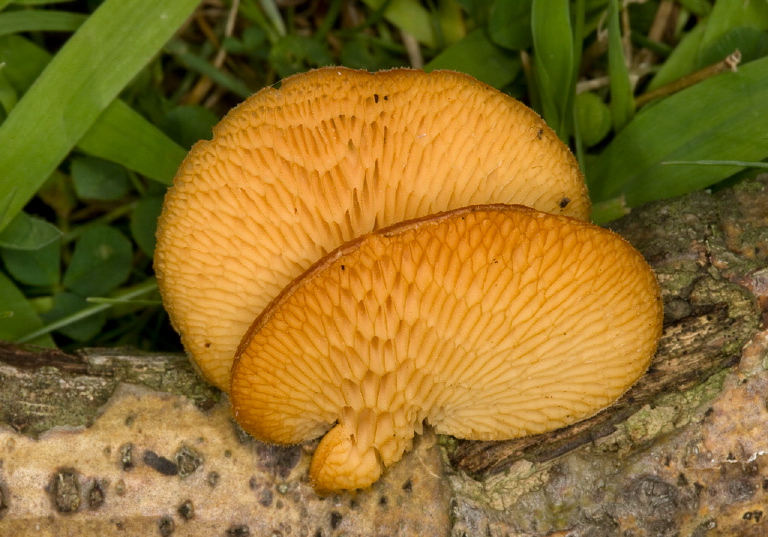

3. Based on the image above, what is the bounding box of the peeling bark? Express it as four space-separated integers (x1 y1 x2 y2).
1 175 767 536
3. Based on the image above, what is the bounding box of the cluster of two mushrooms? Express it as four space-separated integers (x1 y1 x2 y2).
155 68 663 493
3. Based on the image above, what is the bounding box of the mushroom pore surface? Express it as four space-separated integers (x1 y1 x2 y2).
230 204 663 493
154 67 589 391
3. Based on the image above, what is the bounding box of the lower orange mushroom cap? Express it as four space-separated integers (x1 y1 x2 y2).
230 204 663 493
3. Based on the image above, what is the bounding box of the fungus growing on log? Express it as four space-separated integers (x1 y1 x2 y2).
230 204 663 493
154 67 588 392
155 68 662 494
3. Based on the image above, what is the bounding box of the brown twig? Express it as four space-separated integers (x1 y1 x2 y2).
635 50 742 107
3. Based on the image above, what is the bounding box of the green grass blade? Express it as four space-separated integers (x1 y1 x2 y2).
77 101 186 185
165 39 252 99
531 0 574 139
15 278 158 343
0 0 201 233
661 160 768 169
607 0 634 131
589 55 768 206
0 9 85 36
0 34 186 186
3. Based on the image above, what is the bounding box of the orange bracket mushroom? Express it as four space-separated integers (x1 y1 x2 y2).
155 68 662 494
230 204 662 493
155 67 588 392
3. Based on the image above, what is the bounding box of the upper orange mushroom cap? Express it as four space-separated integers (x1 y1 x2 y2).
230 204 662 493
155 67 589 391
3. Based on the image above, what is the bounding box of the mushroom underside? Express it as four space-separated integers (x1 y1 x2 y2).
154 67 589 392
230 204 663 493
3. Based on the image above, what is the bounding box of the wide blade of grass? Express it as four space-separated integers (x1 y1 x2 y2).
78 101 187 184
531 0 574 139
0 0 201 233
589 55 768 206
1 34 186 185
0 9 85 35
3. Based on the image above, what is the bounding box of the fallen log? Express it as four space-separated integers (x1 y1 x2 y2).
1 175 767 536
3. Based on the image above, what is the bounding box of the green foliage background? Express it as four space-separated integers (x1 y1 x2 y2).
1 0 767 351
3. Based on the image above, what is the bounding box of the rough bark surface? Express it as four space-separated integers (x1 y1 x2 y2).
1 175 767 537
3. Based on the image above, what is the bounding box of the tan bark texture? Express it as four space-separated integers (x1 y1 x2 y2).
1 175 767 537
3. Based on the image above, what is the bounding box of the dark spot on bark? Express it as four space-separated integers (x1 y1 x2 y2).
254 442 302 479
124 415 135 427
177 499 194 521
225 450 232 458
677 473 689 487
49 468 81 513
226 525 250 536
88 480 105 509
120 443 134 471
624 475 680 517
379 495 388 507
727 477 755 502
349 498 359 509
0 481 8 519
249 476 258 490
402 478 413 492
374 94 379 103
330 511 342 529
204 342 211 348
559 197 570 208
536 128 543 140
726 452 736 461
258 487 273 507
175 446 202 477
742 510 762 522
341 265 345 271
158 516 175 536
664 455 672 466
9 414 28 433
314 530 323 537
208 471 220 487
143 451 179 476
763 477 768 491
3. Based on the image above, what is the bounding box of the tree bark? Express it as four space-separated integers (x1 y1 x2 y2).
1 175 767 537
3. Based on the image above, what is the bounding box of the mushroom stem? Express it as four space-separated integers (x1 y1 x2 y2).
309 410 414 493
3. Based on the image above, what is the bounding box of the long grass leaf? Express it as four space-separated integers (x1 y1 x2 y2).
15 278 158 343
531 0 573 139
0 9 85 36
589 55 768 205
0 35 185 186
77 101 186 185
607 0 634 131
661 160 768 169
0 0 200 233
